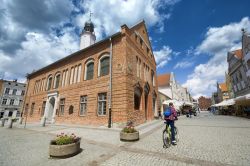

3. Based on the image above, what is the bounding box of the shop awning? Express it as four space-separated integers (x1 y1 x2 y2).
213 99 235 107
235 93 250 106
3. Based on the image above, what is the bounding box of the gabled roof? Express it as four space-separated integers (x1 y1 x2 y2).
157 73 171 87
219 83 228 92
233 49 243 59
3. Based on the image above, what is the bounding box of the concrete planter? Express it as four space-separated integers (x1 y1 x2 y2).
120 131 139 142
49 138 81 158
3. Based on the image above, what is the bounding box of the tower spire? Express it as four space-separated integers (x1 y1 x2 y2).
80 11 96 49
89 11 93 22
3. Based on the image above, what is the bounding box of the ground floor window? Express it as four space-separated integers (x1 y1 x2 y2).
24 104 29 116
134 87 142 110
30 103 35 116
41 101 46 117
59 99 65 116
98 93 107 115
80 96 87 116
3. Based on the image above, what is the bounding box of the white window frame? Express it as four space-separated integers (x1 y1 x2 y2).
12 89 17 95
98 54 110 77
97 93 107 116
2 98 7 105
70 67 74 84
59 98 65 116
10 99 15 105
77 64 82 82
84 59 94 80
79 96 87 116
73 66 78 83
54 72 61 89
5 88 10 94
46 75 53 90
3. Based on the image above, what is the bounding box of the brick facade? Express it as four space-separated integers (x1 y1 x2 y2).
198 96 212 110
23 21 158 126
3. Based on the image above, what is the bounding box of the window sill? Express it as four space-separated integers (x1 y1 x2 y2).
97 114 107 117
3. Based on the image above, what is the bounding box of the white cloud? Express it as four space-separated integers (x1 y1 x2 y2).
154 45 173 68
74 0 179 40
0 29 78 80
0 0 180 81
174 61 194 69
183 17 250 98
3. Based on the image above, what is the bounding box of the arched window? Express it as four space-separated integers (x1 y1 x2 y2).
98 54 110 77
134 85 142 110
47 75 53 90
85 60 94 80
54 73 61 89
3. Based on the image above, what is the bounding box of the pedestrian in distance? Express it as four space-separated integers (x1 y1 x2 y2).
189 108 192 118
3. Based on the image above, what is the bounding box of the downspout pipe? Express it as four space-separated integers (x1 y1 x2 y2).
108 37 113 128
23 77 30 128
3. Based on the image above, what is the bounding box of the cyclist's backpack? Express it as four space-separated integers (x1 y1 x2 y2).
164 108 172 118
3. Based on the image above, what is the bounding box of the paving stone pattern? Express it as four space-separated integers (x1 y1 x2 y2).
0 112 249 166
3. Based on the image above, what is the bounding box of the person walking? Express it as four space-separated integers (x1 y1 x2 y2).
189 108 192 118
164 102 178 145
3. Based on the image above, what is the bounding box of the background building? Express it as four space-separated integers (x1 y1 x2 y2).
0 79 26 118
227 49 249 97
211 92 220 105
157 72 192 102
198 96 212 110
242 29 250 89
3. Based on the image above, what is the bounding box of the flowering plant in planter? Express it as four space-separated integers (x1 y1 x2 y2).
122 123 137 133
49 132 81 158
120 121 139 141
54 133 79 145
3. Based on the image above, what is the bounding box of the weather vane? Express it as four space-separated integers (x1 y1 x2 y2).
89 11 93 21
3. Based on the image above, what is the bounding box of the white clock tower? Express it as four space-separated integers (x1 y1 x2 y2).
80 16 96 50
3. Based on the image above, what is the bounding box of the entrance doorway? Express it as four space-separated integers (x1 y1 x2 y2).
144 83 150 121
47 97 55 122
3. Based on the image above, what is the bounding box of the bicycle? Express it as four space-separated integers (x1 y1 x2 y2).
162 121 179 148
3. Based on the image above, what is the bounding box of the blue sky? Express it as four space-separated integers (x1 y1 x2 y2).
0 0 250 98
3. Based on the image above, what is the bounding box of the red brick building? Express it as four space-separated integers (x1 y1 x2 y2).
22 20 158 126
198 96 212 110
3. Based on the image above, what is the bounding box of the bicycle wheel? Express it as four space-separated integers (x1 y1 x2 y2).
174 126 179 142
162 129 171 148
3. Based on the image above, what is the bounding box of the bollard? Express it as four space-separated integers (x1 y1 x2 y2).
42 117 46 127
7 118 13 128
1 118 6 127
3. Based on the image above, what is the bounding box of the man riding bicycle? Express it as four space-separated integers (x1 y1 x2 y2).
164 102 178 145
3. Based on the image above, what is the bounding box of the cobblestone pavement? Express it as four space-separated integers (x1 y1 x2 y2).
0 112 250 166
